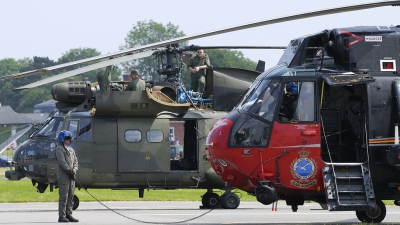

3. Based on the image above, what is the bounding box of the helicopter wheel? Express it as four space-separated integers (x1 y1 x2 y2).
73 195 80 210
221 193 240 209
355 199 386 223
201 192 221 209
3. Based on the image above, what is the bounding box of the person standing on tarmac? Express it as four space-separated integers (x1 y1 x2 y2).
55 130 79 223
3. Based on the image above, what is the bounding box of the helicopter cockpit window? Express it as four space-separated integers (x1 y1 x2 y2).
292 82 315 121
257 82 280 121
237 79 280 122
66 120 78 140
230 114 270 147
33 117 63 138
125 130 142 143
147 130 164 143
77 119 92 141
237 80 270 112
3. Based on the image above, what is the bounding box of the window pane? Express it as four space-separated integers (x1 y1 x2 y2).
293 82 315 121
67 121 78 140
77 119 92 141
230 114 270 146
147 130 164 143
125 130 141 143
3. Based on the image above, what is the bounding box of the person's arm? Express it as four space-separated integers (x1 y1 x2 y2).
55 148 71 172
194 55 211 71
125 81 132 91
200 55 211 69
187 58 196 73
71 149 78 173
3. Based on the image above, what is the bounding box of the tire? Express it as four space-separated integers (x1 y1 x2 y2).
73 195 79 210
221 193 240 209
355 200 386 223
201 193 220 209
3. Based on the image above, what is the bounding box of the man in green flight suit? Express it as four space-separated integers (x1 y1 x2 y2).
125 70 145 91
187 49 211 93
96 65 112 91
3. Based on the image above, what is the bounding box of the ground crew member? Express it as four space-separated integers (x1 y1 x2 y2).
55 130 79 223
187 49 211 93
126 70 145 91
96 65 112 91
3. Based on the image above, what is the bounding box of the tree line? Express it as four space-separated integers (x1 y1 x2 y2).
0 20 257 113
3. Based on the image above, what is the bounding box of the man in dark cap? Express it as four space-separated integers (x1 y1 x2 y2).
126 70 145 91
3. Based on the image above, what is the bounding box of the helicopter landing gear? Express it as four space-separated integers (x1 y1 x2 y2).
255 181 278 205
201 191 221 209
394 200 400 206
72 195 79 210
220 193 240 209
355 199 386 223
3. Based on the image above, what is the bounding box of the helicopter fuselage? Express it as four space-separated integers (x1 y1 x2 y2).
207 25 400 215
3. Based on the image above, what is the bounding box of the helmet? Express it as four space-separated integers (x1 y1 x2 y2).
286 83 298 95
58 130 72 143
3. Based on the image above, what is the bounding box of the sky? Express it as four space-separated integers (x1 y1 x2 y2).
0 0 399 70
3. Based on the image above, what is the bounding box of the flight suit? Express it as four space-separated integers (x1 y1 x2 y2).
96 66 112 91
187 53 211 93
55 145 78 219
126 77 145 91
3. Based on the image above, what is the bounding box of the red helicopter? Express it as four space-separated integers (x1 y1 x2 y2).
206 1 400 223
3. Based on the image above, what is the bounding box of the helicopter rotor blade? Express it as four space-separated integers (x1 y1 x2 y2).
179 45 286 64
185 46 287 50
13 51 155 90
2 1 398 81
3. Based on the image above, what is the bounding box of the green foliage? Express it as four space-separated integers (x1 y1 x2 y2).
206 49 257 70
0 48 102 112
57 47 102 82
119 20 186 81
0 58 21 76
0 174 256 203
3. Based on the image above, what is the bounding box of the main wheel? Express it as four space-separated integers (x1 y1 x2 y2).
221 193 240 209
73 195 80 210
201 193 220 209
355 199 386 223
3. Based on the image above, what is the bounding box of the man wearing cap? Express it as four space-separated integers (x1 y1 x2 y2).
187 49 211 93
126 70 145 91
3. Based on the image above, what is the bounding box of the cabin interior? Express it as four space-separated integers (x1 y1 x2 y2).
320 83 367 163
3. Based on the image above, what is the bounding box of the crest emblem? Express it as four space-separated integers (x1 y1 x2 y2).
290 149 317 188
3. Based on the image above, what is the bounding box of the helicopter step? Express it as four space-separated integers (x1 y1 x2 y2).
322 163 376 211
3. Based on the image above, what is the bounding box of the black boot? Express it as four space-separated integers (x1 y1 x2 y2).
58 217 69 222
66 215 79 222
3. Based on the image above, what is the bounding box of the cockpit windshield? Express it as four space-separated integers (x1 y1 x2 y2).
32 117 64 138
235 79 281 122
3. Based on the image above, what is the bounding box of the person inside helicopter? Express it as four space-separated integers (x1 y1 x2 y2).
279 82 298 121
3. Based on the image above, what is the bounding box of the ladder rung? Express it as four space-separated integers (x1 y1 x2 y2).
335 176 363 179
337 190 366 193
336 203 371 206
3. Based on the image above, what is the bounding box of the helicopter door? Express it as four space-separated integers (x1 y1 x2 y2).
320 74 372 162
117 118 170 172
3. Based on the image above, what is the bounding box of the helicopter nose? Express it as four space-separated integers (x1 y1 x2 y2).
206 119 232 155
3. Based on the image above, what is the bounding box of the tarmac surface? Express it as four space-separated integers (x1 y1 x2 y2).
0 201 399 224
